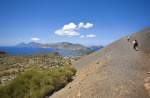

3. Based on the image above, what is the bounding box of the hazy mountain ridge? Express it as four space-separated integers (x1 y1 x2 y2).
16 42 103 51
0 42 104 56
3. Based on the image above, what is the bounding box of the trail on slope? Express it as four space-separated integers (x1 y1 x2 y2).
49 29 150 98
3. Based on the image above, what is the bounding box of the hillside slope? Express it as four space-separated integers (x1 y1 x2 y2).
49 28 150 98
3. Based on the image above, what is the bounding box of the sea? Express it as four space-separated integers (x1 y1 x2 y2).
0 47 55 56
0 47 88 56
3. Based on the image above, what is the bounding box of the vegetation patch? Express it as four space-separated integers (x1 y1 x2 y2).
0 65 76 98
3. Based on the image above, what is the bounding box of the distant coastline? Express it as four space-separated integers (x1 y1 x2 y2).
0 42 103 56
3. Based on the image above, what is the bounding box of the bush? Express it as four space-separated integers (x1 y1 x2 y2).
0 65 76 98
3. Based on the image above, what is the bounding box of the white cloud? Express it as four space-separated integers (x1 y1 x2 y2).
31 37 40 41
54 22 94 37
79 34 96 38
79 35 85 38
84 23 93 29
55 29 80 37
78 22 93 29
62 22 77 30
78 22 84 29
86 34 96 38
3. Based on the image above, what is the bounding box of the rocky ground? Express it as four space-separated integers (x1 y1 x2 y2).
49 28 150 98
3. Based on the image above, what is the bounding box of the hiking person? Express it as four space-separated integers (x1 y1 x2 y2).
127 36 130 42
132 40 138 51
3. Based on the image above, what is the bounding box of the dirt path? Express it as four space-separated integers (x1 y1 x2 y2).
49 30 150 98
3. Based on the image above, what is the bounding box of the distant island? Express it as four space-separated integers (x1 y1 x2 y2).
16 42 103 51
0 42 103 56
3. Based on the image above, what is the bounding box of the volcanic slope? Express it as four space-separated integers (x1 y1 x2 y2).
49 28 150 98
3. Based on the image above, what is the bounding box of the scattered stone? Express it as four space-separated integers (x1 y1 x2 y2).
144 77 150 82
144 83 150 95
77 90 81 97
147 72 150 74
68 86 71 89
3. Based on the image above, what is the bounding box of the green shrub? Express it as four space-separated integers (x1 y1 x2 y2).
0 65 76 98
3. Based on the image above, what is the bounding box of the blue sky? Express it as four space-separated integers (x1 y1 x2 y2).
0 0 150 46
